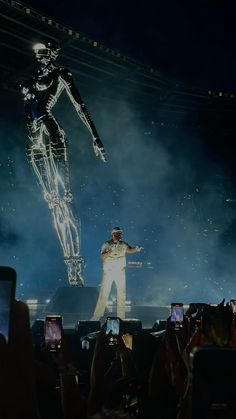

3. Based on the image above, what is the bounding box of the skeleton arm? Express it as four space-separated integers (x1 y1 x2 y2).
60 69 107 162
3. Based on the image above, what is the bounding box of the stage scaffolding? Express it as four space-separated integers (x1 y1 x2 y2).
0 0 236 125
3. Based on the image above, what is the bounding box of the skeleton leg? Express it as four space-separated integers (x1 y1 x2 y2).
28 129 84 286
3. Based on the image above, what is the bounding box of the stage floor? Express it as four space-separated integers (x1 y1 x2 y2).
29 303 170 329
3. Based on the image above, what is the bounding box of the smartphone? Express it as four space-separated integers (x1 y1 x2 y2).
170 303 184 330
0 266 16 343
44 315 63 352
105 316 120 345
230 299 236 315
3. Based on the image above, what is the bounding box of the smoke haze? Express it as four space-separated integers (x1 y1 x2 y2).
0 74 235 306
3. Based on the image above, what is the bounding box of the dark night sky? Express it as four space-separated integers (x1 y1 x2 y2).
1 0 236 306
25 0 236 90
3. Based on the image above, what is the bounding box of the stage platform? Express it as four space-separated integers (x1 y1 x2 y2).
28 286 170 328
30 307 170 329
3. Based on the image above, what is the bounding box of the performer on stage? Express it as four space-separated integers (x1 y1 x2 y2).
92 227 143 320
21 40 107 286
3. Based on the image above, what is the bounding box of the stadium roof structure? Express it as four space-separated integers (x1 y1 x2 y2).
0 0 236 126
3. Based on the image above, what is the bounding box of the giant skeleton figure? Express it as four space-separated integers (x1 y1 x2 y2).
21 41 107 286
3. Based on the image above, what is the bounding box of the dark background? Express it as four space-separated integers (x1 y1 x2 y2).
24 0 236 90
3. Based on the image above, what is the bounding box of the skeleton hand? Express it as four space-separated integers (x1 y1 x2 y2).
92 137 107 162
64 190 73 202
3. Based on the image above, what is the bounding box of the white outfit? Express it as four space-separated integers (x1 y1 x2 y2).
92 240 129 320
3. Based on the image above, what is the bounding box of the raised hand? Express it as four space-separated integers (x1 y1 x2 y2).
135 246 144 252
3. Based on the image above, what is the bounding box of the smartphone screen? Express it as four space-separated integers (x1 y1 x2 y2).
106 317 120 345
0 267 16 343
230 300 236 314
170 303 184 330
44 315 62 352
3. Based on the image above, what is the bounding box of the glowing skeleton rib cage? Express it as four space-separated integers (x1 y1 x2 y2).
22 41 106 286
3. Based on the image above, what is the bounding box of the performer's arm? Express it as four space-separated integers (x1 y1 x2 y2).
101 242 111 262
101 252 110 262
100 242 111 262
126 245 144 254
60 69 107 162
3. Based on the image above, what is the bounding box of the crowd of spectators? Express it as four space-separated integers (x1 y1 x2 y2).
1 290 236 418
